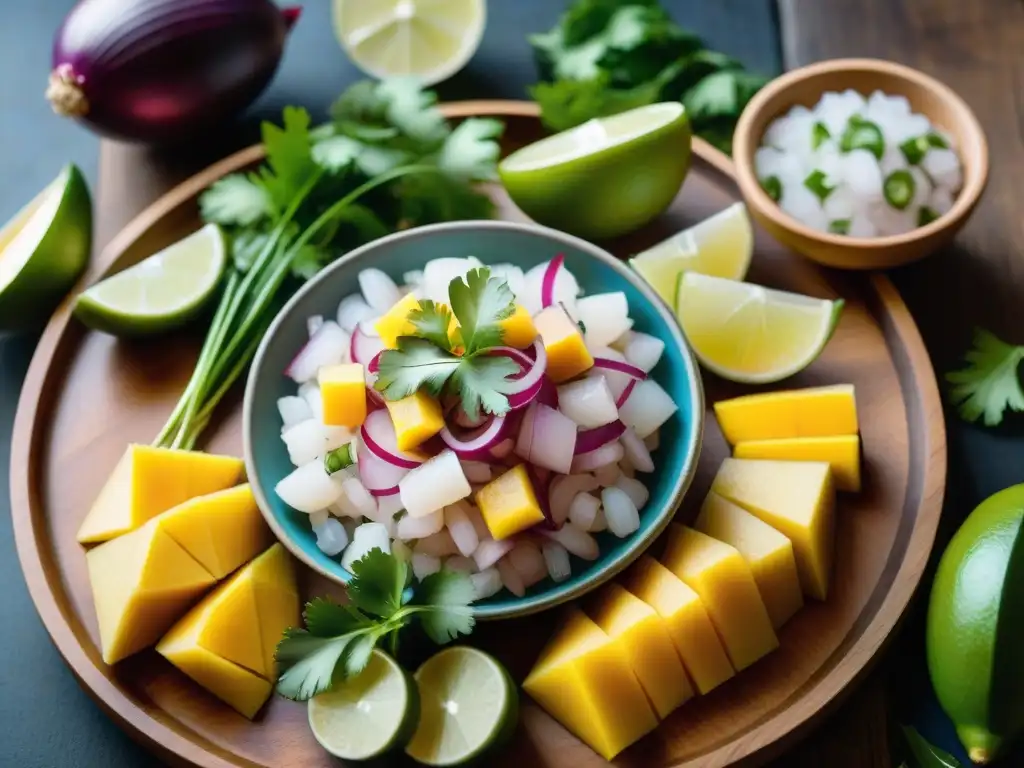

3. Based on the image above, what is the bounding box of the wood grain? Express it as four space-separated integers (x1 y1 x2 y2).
13 103 944 768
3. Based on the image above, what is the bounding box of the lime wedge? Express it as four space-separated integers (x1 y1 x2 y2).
73 223 226 337
308 649 419 761
333 0 485 86
499 103 692 241
0 164 91 331
676 272 843 384
631 202 754 305
405 647 518 766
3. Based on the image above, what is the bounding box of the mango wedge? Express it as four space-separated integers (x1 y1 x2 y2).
589 583 694 718
662 525 778 672
523 608 658 760
77 445 244 544
696 492 804 629
714 384 858 445
711 458 836 600
734 435 861 492
625 556 734 695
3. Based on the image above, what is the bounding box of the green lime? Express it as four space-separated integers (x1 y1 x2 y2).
927 484 1024 764
499 102 692 241
0 164 91 331
308 649 420 761
405 647 518 766
73 223 226 337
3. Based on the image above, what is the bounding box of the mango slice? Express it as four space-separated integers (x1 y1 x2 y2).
386 391 445 451
714 384 858 444
733 434 861 492
534 304 593 382
499 304 538 348
475 464 546 540
319 363 367 428
374 293 421 349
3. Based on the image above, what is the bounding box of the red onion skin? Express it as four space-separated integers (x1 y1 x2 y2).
49 0 300 143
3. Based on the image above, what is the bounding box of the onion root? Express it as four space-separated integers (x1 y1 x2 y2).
47 65 88 117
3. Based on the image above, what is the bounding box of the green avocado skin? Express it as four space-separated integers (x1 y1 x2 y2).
0 164 92 331
926 484 1024 763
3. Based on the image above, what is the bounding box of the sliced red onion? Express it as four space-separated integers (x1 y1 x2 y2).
500 340 548 397
370 485 400 497
453 406 487 429
592 356 647 380
440 415 508 458
537 378 559 408
368 351 382 374
571 441 625 473
366 386 385 409
616 379 637 409
488 346 534 369
508 377 544 410
351 324 385 365
357 442 409 491
285 320 349 383
361 409 425 469
575 420 627 455
541 253 565 308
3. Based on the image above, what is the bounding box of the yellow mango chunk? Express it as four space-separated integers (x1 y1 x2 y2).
523 608 658 760
534 304 593 382
589 583 694 718
475 464 545 540
86 518 217 665
696 492 804 629
661 525 778 672
734 434 861 492
500 304 538 348
77 445 244 544
248 543 301 680
714 384 858 445
156 484 272 580
386 391 445 451
625 556 734 694
374 293 421 348
711 458 836 600
319 363 367 428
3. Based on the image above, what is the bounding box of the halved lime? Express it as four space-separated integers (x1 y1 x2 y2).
0 164 91 331
333 0 485 86
631 202 753 305
676 272 843 384
499 103 692 241
308 649 420 761
73 223 226 337
405 647 518 767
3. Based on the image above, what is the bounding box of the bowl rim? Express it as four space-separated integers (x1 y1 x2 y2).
242 219 705 620
733 57 989 250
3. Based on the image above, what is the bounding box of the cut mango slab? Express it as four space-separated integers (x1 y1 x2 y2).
475 464 546 540
714 384 858 444
734 435 861 492
374 293 420 348
523 608 658 761
625 556 734 695
386 391 445 451
534 304 594 382
77 445 244 544
86 518 216 665
319 363 367 428
500 304 538 348
588 583 694 718
696 492 804 629
248 543 300 680
156 484 272 579
711 458 836 600
661 525 778 672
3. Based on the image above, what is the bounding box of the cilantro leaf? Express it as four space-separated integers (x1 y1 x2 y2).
229 230 272 273
255 106 319 214
448 268 516 354
376 338 462 401
947 328 1024 426
311 134 360 172
683 69 769 123
290 243 332 281
409 300 456 351
348 547 409 618
437 118 504 181
339 631 382 680
531 73 661 132
200 174 271 226
275 628 363 700
414 569 476 644
450 355 520 421
303 598 372 637
397 172 496 228
376 78 450 145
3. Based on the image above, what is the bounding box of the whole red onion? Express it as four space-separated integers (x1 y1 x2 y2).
47 0 301 143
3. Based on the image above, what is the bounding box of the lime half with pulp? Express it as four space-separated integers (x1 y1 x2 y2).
405 647 518 766
308 649 420 761
499 102 692 241
73 223 226 337
676 272 843 384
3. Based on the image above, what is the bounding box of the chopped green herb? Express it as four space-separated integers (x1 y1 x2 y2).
840 115 885 159
811 121 831 149
947 328 1024 426
324 443 356 475
884 170 916 210
804 170 835 202
408 300 456 352
828 219 851 235
760 175 782 202
917 206 940 227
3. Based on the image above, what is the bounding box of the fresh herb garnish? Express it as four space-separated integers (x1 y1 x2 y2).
275 548 475 701
947 328 1024 426
760 175 782 202
804 170 835 202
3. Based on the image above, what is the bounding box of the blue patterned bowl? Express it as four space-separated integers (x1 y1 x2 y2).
243 220 704 619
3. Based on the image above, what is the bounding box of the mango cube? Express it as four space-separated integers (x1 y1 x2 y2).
374 293 421 348
696 492 804 629
734 434 861 492
76 445 244 544
711 458 836 600
625 556 734 694
319 363 367 428
661 525 779 672
386 391 445 451
86 518 217 664
500 304 538 348
534 304 593 382
714 384 858 445
475 464 545 540
589 583 694 718
523 608 658 760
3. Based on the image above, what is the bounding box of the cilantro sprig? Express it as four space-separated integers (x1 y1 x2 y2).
275 548 475 701
947 328 1024 427
374 267 520 420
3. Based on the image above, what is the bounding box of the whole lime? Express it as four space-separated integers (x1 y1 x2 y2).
499 102 691 241
926 484 1024 764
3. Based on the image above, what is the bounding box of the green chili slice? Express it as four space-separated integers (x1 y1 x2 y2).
840 116 885 159
804 170 835 202
324 442 356 475
760 175 783 202
900 132 949 165
811 121 831 150
917 206 939 227
883 170 915 210
828 219 851 235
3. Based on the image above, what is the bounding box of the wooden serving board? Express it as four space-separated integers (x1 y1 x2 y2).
11 102 946 768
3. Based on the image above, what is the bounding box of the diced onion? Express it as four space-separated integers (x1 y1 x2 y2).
359 268 402 312
282 420 352 467
473 538 514 571
445 503 480 557
350 324 386 365
620 426 655 472
412 553 441 580
541 541 571 582
313 518 348 556
415 530 459 557
541 522 599 560
286 321 350 383
602 487 640 537
618 379 678 438
568 492 602 532
515 403 576 474
571 441 625 473
557 376 619 428
497 557 526 597
278 396 313 430
577 292 631 348
444 555 476 573
337 294 376 332
357 442 410 491
460 461 493 484
593 463 621 486
615 476 650 510
307 314 324 338
399 449 471 518
549 473 599 527
471 567 503 599
509 541 547 587
397 508 444 539
341 522 391 571
276 460 344 513
624 331 666 372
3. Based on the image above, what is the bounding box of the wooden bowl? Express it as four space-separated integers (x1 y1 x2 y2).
733 58 989 270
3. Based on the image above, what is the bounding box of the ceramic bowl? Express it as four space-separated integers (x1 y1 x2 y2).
243 220 704 620
733 58 989 270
